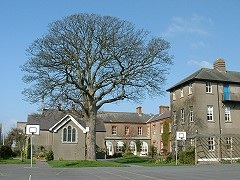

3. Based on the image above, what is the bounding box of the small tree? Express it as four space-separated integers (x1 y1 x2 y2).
5 128 26 161
149 145 157 158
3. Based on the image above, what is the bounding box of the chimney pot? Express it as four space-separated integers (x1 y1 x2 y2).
213 58 226 72
159 105 169 114
136 106 142 116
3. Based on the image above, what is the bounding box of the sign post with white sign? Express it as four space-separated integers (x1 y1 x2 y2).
175 131 186 165
26 125 40 168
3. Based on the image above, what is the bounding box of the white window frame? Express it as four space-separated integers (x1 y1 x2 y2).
189 83 193 94
189 106 194 122
138 126 142 135
207 105 214 121
181 108 185 124
112 126 117 135
206 82 212 93
62 125 77 143
225 107 231 122
208 137 215 151
173 111 177 125
173 92 176 101
226 137 232 150
180 88 184 98
125 126 129 135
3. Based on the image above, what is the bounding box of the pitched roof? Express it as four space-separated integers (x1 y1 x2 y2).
167 68 240 91
147 111 171 123
98 112 151 124
27 109 105 132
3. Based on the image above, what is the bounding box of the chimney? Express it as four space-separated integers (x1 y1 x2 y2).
58 103 62 111
213 58 226 72
159 105 169 114
136 106 143 116
72 103 76 112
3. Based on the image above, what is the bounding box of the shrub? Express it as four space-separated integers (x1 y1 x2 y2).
178 147 195 164
46 150 54 161
0 145 14 159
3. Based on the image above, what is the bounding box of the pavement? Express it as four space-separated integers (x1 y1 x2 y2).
0 163 240 180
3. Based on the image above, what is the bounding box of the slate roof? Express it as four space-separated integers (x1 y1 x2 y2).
98 112 151 124
27 109 105 132
167 68 240 92
147 111 171 123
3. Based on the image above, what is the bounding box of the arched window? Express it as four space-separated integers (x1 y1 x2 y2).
62 126 77 143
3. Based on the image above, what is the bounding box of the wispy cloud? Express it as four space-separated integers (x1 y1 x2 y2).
162 14 212 37
187 60 213 69
190 41 208 49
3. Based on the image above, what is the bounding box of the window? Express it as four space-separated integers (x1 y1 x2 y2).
147 126 150 136
208 137 215 151
189 106 194 122
173 111 177 125
112 126 117 135
129 141 136 153
189 83 193 94
140 142 148 155
62 126 77 143
181 108 185 124
153 124 156 135
225 107 231 122
160 123 163 134
173 92 176 101
207 105 214 121
180 88 184 97
125 126 129 135
169 122 172 132
206 82 212 93
116 141 124 152
226 137 232 150
138 127 142 135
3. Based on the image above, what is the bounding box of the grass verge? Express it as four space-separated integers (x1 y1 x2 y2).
0 158 35 164
48 160 127 168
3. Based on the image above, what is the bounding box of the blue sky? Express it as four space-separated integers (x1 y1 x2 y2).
1 0 240 132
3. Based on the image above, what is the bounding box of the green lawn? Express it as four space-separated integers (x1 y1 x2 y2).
0 158 35 164
48 159 127 168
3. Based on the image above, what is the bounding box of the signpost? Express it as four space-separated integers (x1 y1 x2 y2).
175 131 186 165
26 125 40 168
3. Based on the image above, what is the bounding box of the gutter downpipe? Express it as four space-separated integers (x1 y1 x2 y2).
217 82 222 162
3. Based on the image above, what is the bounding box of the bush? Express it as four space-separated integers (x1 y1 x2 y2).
0 145 14 159
178 147 195 164
46 150 54 161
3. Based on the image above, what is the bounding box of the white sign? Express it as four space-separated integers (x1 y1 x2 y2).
176 131 186 140
26 125 40 135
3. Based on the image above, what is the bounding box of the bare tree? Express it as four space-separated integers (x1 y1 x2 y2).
21 13 173 160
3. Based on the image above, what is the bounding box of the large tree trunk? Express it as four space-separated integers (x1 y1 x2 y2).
85 108 97 160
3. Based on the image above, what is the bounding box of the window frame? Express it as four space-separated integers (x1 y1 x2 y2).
225 106 231 122
112 126 117 135
189 106 194 122
207 105 214 121
180 88 184 98
181 108 185 124
189 83 193 94
62 125 77 143
206 82 212 93
138 126 142 136
208 137 215 151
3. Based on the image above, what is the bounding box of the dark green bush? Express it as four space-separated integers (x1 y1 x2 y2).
178 147 195 164
0 145 14 159
46 150 54 161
